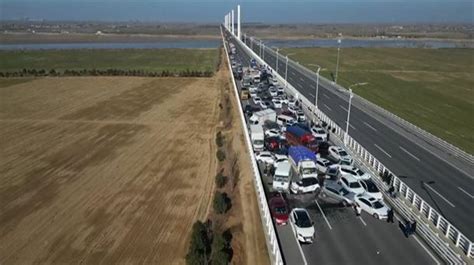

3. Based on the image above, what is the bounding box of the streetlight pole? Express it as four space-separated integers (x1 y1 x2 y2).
315 66 321 109
263 43 265 61
285 55 289 88
259 40 262 57
276 48 279 74
344 82 368 143
335 33 342 84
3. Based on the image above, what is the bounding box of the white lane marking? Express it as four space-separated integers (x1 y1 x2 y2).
363 122 378 132
458 187 474 199
297 83 304 88
413 233 442 265
424 184 456 207
309 93 315 99
349 124 357 130
374 144 392 158
289 220 309 265
339 105 348 111
358 216 367 226
323 104 332 111
299 77 305 82
323 93 330 99
291 71 297 76
315 200 333 230
400 146 421 162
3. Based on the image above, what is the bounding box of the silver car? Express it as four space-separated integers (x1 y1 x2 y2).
321 180 355 206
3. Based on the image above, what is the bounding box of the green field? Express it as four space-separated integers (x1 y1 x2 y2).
0 48 219 73
282 47 474 153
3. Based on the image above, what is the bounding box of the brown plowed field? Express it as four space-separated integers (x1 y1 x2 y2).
0 75 221 264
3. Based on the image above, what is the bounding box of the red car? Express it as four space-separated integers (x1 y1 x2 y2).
269 193 289 226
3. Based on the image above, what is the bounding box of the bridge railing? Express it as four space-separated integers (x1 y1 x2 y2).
221 27 284 265
238 32 472 262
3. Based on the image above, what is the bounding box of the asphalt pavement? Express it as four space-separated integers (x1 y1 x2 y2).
224 31 441 265
240 35 474 240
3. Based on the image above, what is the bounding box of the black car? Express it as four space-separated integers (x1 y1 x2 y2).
244 105 259 116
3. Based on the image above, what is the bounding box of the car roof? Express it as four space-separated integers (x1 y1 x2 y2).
275 161 291 172
342 174 358 182
357 193 378 201
293 208 310 219
258 151 272 156
324 180 343 189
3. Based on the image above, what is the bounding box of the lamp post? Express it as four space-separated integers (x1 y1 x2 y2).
335 33 342 84
285 55 289 88
276 48 279 73
315 66 321 109
345 82 368 143
263 43 265 61
259 40 262 57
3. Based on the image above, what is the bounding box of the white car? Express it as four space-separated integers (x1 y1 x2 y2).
249 91 258 98
277 87 285 93
355 194 390 219
340 165 371 180
273 154 289 168
280 97 289 105
255 151 274 165
339 175 365 195
290 177 320 194
296 111 306 122
288 105 300 115
311 126 327 141
273 100 282 109
360 179 383 200
253 96 262 105
269 88 278 97
265 128 281 138
260 101 270 109
328 146 353 165
316 158 332 173
288 98 297 107
249 85 258 93
290 208 315 243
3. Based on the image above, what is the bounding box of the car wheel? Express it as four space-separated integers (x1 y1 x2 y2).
373 213 379 219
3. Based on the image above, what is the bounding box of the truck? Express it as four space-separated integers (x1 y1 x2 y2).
249 124 264 151
285 125 319 153
249 109 276 126
288 146 318 180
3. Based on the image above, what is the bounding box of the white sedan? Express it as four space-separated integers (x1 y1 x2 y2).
252 96 262 105
290 208 315 243
339 175 365 195
328 146 353 165
255 151 275 165
269 88 278 97
277 87 285 93
265 128 281 138
311 126 327 141
355 194 390 219
288 105 300 115
260 101 270 109
288 98 297 107
360 179 383 200
273 100 282 109
340 165 371 180
316 158 332 173
290 177 320 194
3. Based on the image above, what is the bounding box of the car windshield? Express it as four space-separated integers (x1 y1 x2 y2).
275 206 287 214
339 150 348 156
349 181 361 188
356 169 364 175
296 212 312 228
254 140 264 145
373 201 384 209
302 167 317 175
365 181 379 192
274 174 288 181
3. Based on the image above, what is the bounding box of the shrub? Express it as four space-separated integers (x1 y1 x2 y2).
216 131 224 147
185 221 212 265
213 192 231 214
216 150 226 161
215 173 227 188
211 231 233 265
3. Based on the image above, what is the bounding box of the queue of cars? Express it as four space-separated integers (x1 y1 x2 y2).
228 39 390 245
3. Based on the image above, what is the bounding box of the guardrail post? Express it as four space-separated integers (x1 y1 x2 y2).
446 224 451 237
428 207 433 221
419 200 424 212
436 215 441 229
412 194 417 205
455 233 461 247
468 243 472 258
398 181 403 193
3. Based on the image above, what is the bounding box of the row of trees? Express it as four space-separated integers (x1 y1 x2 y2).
186 221 233 265
0 68 214 78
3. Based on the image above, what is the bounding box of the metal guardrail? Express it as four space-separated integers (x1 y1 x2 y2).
239 33 473 262
266 45 474 166
221 27 284 265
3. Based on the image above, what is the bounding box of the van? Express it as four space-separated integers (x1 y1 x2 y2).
273 161 292 192
277 115 296 127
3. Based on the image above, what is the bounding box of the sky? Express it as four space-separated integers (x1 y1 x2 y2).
1 0 473 23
